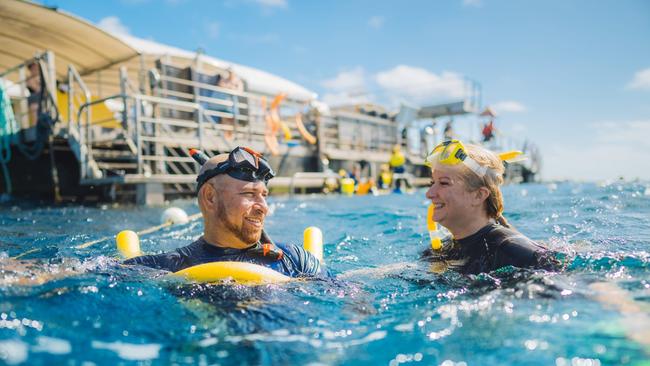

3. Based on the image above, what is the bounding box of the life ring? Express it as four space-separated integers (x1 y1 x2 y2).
295 113 317 145
262 96 280 155
264 114 280 156
269 94 291 142
116 226 324 285
279 120 293 142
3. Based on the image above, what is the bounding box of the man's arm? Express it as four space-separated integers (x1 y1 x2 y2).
123 251 185 272
281 243 323 277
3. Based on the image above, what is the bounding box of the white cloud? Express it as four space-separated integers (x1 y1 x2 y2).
462 0 482 7
97 16 130 35
321 67 366 93
320 65 470 107
626 67 650 90
204 21 220 39
322 92 373 107
492 100 526 113
543 119 650 181
368 16 385 29
254 0 287 8
592 119 650 146
375 65 466 103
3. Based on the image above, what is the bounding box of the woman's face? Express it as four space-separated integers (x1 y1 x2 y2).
425 165 478 230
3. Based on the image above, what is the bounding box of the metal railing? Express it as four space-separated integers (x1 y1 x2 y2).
67 61 424 187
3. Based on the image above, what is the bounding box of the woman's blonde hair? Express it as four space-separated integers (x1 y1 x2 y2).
457 144 511 228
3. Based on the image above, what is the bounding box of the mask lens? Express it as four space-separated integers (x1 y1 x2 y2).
232 148 258 169
440 144 453 161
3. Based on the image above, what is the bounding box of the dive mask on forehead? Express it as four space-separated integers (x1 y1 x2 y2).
191 146 275 191
425 139 488 178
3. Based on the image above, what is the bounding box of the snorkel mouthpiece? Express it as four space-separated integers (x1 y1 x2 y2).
189 148 209 165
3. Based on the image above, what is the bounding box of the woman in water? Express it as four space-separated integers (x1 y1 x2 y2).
423 140 559 274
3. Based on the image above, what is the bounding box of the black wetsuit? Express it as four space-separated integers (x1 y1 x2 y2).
124 237 322 277
424 223 558 275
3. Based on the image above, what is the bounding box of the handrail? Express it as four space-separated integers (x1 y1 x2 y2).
159 74 308 106
136 93 201 110
289 171 338 196
67 65 92 131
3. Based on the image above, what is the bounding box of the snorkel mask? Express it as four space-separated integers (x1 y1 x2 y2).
425 139 489 178
191 146 275 192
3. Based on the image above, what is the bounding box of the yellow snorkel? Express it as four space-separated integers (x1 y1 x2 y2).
498 150 525 163
427 204 444 250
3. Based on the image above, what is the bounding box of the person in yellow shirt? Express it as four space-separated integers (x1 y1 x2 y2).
389 145 411 193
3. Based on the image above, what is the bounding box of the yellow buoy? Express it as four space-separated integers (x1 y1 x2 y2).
116 230 142 259
340 178 355 196
303 226 324 263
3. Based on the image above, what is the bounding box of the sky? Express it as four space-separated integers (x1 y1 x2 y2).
41 0 650 181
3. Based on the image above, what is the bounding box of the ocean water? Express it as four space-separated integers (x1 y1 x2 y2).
0 181 649 365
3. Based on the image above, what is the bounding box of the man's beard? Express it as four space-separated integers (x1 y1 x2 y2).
217 199 262 244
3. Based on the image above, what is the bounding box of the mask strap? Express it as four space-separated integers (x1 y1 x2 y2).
462 158 488 178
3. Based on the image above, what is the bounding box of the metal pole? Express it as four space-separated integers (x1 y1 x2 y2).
198 105 204 153
135 96 142 175
119 67 129 136
17 67 28 129
67 67 73 134
138 54 146 93
44 51 56 104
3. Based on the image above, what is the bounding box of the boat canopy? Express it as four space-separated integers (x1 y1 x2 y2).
0 0 316 102
0 0 139 80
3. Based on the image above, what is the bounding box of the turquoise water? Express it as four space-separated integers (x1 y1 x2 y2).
1 182 649 365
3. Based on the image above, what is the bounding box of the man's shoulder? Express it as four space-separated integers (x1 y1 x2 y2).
123 237 204 272
276 241 311 258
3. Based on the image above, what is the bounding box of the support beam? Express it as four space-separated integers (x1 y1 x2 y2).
136 182 164 205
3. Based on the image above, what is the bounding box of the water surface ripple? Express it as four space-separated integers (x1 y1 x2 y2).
1 182 649 365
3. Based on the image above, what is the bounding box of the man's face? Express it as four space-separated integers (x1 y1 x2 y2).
211 177 269 245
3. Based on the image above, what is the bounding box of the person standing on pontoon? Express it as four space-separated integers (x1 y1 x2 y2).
217 68 244 140
389 145 412 193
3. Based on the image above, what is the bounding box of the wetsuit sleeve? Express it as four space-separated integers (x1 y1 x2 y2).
282 244 322 277
123 251 186 273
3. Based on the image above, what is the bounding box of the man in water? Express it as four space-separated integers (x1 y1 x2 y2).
124 147 322 277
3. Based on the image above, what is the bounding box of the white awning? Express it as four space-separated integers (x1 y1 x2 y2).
116 33 317 102
0 0 139 81
0 0 316 102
